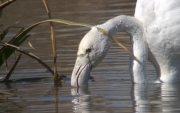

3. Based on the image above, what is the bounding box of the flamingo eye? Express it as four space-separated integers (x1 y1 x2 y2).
86 48 91 53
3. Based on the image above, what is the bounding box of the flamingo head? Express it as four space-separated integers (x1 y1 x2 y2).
71 27 112 87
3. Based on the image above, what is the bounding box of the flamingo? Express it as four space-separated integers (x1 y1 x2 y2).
71 0 180 87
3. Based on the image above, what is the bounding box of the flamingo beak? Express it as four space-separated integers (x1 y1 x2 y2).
71 56 92 87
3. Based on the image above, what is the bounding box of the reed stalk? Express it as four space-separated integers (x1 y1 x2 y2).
42 0 58 84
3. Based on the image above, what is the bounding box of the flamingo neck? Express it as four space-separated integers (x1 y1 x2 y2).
97 15 149 83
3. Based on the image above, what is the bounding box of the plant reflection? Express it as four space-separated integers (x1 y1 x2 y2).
54 86 59 113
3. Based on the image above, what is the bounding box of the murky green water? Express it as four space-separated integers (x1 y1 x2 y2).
1 0 180 113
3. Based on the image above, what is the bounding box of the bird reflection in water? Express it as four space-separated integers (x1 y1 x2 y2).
70 83 180 113
132 83 180 113
71 87 92 113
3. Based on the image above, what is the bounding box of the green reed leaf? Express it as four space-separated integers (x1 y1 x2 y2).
0 42 58 77
0 27 9 41
0 21 20 41
4 53 22 82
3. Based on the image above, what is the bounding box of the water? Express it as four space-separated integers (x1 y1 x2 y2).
1 0 180 113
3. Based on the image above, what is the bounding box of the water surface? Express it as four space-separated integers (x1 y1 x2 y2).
1 0 180 113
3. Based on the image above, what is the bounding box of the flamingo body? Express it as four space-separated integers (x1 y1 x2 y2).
71 0 180 87
135 0 180 82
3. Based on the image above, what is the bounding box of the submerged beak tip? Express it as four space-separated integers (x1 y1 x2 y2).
71 63 91 87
